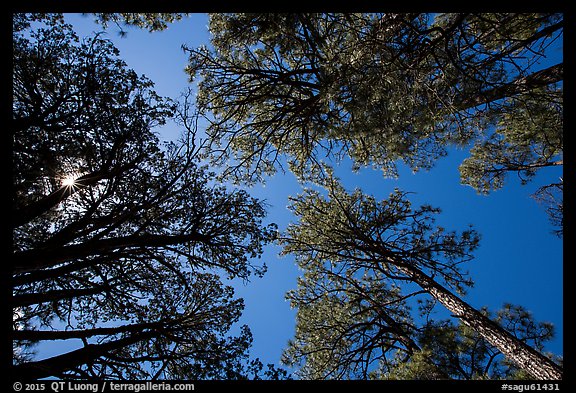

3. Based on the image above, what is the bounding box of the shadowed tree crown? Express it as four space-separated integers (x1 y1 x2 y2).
12 13 286 380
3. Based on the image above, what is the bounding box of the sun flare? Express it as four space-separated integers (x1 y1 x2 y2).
61 174 78 187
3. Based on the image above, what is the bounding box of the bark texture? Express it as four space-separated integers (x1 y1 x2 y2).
395 260 562 380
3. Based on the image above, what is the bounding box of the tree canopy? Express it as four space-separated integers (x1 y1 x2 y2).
12 12 563 382
185 13 562 180
180 14 564 377
279 173 562 379
90 13 190 35
12 13 285 380
184 13 563 234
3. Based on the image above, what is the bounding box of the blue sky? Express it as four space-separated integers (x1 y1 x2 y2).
58 13 563 372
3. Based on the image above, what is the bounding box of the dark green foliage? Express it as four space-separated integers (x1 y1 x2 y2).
532 182 563 237
459 87 563 193
184 13 562 185
381 304 557 380
184 13 563 234
459 87 563 236
282 265 420 379
281 175 479 295
279 173 561 379
90 13 188 34
280 174 480 379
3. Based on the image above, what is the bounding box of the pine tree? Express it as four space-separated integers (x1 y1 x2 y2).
183 13 563 228
184 13 562 178
280 174 562 379
380 305 558 380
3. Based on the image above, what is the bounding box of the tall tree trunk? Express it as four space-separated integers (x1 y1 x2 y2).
12 286 110 307
11 331 155 379
392 258 562 380
13 232 210 274
13 321 165 341
456 63 563 111
12 170 110 229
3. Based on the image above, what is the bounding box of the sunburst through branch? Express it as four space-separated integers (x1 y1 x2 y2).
60 173 81 188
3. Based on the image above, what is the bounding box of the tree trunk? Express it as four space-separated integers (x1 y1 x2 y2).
13 321 164 341
12 170 109 229
393 259 562 380
11 331 155 379
456 63 563 111
13 232 210 274
12 286 109 307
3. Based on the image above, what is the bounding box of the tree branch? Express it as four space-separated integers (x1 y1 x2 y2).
13 232 211 274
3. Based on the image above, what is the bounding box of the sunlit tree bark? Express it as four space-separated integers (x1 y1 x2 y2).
280 174 562 379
